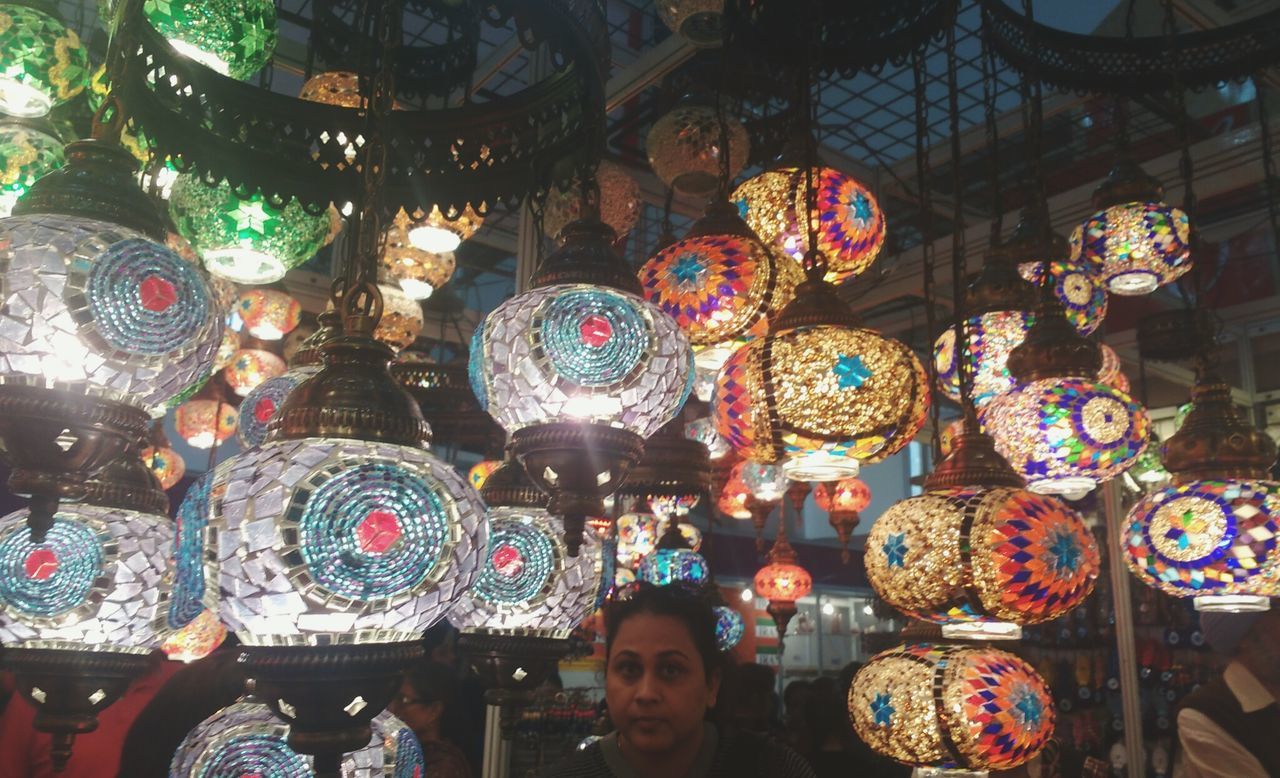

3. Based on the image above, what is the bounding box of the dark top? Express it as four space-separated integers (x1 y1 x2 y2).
423 737 473 778
545 724 816 778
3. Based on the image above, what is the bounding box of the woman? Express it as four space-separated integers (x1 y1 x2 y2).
389 660 474 778
549 583 815 777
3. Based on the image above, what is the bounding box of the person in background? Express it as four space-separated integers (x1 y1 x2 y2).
427 621 484 776
390 660 473 778
1176 609 1280 778
800 665 909 778
547 583 815 777
782 679 813 753
728 662 784 740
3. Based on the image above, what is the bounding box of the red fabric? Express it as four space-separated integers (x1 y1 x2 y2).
0 656 182 778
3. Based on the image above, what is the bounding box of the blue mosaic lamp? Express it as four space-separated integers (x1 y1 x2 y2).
713 605 744 651
235 311 340 448
470 212 694 555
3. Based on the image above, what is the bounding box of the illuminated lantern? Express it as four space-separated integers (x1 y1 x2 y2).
143 0 278 81
398 205 483 254
233 289 302 341
713 605 745 651
236 314 337 448
933 311 1033 407
646 105 748 197
717 464 753 520
468 460 502 492
814 477 871 562
141 444 185 490
174 399 237 449
543 159 640 240
754 524 812 642
0 4 89 116
381 213 456 300
223 348 286 396
615 513 661 569
685 416 731 461
372 283 423 352
1019 260 1106 336
160 608 227 663
636 548 709 587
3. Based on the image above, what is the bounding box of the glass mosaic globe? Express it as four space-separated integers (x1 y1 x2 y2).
1018 260 1106 336
142 444 186 489
0 121 64 216
814 477 872 515
983 378 1150 498
214 327 240 370
0 504 174 652
615 513 661 568
169 174 329 285
715 325 930 478
713 605 744 651
865 487 1099 639
754 559 812 605
209 437 488 645
233 289 301 341
381 215 456 300
469 284 693 438
636 548 709 587
684 416 730 461
223 348 286 396
175 399 238 449
143 0 278 81
170 699 424 777
1070 201 1192 295
0 213 224 413
850 644 1054 773
373 283 424 352
716 470 752 520
656 0 723 47
646 105 749 197
400 205 483 254
0 4 89 116
733 460 787 504
933 311 1034 408
733 166 886 284
448 508 603 638
543 160 641 241
1123 479 1280 612
641 232 801 347
235 365 321 448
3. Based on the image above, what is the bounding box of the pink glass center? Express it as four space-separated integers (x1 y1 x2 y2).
356 510 402 554
492 543 525 578
24 548 58 580
253 397 277 423
579 314 613 348
139 275 178 312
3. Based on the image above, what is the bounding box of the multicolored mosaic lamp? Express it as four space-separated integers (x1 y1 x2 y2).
223 347 286 396
176 397 238 449
733 165 886 284
850 643 1055 776
0 118 64 216
468 460 502 491
1070 158 1192 295
685 415 731 461
713 605 745 651
656 0 724 47
754 520 812 645
715 462 753 520
234 288 302 341
381 213 456 300
0 4 89 117
983 290 1149 498
543 159 640 241
170 698 424 777
616 512 661 569
1018 259 1107 336
814 477 871 563
646 104 749 197
143 0 278 81
371 282 423 352
1123 366 1280 612
169 173 329 285
142 441 186 490
397 204 484 254
470 214 694 555
236 312 339 448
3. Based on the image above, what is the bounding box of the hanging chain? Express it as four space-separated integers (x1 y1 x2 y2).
1021 0 1046 208
981 10 1003 245
914 48 944 458
1256 79 1280 283
799 0 828 281
946 19 976 420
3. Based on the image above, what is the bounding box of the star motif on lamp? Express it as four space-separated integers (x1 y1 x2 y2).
670 252 706 290
870 692 895 727
833 354 871 389
882 532 907 569
1012 687 1044 729
851 192 873 223
1166 508 1207 552
1046 529 1082 577
227 201 274 236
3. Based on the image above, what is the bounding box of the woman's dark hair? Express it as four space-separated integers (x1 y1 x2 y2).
404 658 460 709
603 584 723 680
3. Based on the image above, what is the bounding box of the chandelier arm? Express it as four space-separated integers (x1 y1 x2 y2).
913 48 944 458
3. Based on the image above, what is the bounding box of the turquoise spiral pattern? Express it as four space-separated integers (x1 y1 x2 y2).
472 520 557 606
87 238 210 356
539 289 647 386
0 517 101 618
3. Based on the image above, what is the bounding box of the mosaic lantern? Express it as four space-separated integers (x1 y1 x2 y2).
1099 343 1128 391
1123 370 1280 612
297 69 362 107
814 477 871 562
399 205 483 254
656 0 724 47
381 213 456 300
754 526 812 641
685 416 731 461
850 644 1055 774
214 327 240 370
616 513 661 569
234 289 302 341
641 200 801 349
866 486 1099 640
733 166 886 284
646 105 749 197
636 548 709 587
175 399 238 449
933 312 1034 408
0 120 64 216
169 173 329 285
543 160 641 241
1070 160 1192 295
0 4 89 117
224 348 286 396
1018 260 1107 336
649 495 701 524
160 608 227 663
235 314 339 448
142 444 186 489
713 605 744 651
716 467 752 520
143 0 278 81
170 699 424 777
468 460 502 491
372 283 423 352
735 460 788 503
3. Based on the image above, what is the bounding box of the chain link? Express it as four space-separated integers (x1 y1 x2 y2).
913 49 944 459
1257 79 1280 282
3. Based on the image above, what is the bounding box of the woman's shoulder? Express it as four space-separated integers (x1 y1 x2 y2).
542 741 613 778
715 729 817 778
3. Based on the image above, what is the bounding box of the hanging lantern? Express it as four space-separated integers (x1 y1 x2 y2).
543 159 641 241
1018 260 1107 336
143 0 278 81
984 291 1148 498
160 608 227 663
236 313 338 448
649 494 700 524
399 205 483 254
637 548 710 586
646 105 749 198
656 0 724 48
939 417 968 457
381 212 456 300
713 605 745 651
470 216 694 555
733 165 886 283
713 266 929 480
850 643 1054 774
1070 159 1192 295
170 699 424 776
169 173 330 285
468 460 502 491
933 311 1034 408
616 513 661 569
233 288 302 341
716 466 753 520
685 416 731 461
141 444 185 490
0 119 64 216
814 477 871 562
372 283 423 351
1123 368 1280 612
0 5 89 117
617 417 711 519
223 348 286 396
175 399 238 449
753 525 812 643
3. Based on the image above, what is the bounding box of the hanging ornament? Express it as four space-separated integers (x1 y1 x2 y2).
656 0 724 48
233 288 302 341
814 477 871 563
223 347 286 396
141 443 185 490
685 415 731 461
753 519 812 646
850 643 1055 775
236 312 339 448
543 159 640 241
713 605 745 651
399 205 484 254
646 104 749 198
615 513 661 569
175 398 238 449
716 461 754 520
0 4 89 117
381 213 456 300
1018 260 1106 336
1070 158 1192 295
0 118 65 216
160 608 228 663
143 0 278 81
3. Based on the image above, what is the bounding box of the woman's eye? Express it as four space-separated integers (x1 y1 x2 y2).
614 661 641 679
659 663 687 679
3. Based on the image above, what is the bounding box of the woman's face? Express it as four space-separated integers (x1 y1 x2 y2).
606 612 720 756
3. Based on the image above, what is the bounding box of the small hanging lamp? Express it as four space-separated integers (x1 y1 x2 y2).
814 477 871 563
753 517 812 648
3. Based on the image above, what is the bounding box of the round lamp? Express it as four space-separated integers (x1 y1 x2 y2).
381 214 456 300
169 173 329 285
142 444 186 489
754 526 812 642
175 399 237 449
223 348 286 396
713 605 744 651
933 311 1034 408
0 120 64 216
616 513 661 569
543 159 640 241
685 416 731 461
734 165 885 283
468 460 502 491
637 548 709 586
235 314 338 448
716 465 753 520
814 476 871 562
850 644 1054 775
0 5 89 116
656 0 724 48
646 104 749 197
1018 260 1107 336
143 0 278 81
234 289 302 341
